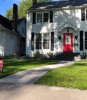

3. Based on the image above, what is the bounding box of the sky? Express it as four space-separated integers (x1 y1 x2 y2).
0 0 58 17
0 0 21 16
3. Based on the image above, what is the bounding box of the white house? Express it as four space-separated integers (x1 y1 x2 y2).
26 0 87 58
0 4 26 57
0 13 20 57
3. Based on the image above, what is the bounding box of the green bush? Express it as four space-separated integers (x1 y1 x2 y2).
34 52 47 60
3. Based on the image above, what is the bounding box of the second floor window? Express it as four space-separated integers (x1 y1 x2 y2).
33 11 53 24
43 13 49 22
36 12 49 23
37 13 42 23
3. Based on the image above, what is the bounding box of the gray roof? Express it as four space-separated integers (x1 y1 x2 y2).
29 0 87 10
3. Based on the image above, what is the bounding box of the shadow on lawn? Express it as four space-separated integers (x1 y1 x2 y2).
0 59 58 78
4 59 58 67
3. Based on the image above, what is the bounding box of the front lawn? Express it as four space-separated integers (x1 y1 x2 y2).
36 61 87 90
0 58 58 78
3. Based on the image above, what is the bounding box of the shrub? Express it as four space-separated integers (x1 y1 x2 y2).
34 51 47 60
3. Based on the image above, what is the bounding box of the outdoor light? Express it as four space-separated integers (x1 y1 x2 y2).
75 35 78 40
58 36 61 40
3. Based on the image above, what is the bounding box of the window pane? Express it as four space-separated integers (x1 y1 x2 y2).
36 34 42 49
37 13 42 23
43 33 50 49
43 13 49 22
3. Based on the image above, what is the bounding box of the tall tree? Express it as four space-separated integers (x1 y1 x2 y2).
6 0 51 19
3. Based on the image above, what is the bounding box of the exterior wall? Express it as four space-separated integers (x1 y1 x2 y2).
0 30 19 56
26 7 87 56
17 20 26 37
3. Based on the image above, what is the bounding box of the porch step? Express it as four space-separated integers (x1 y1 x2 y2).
55 53 81 61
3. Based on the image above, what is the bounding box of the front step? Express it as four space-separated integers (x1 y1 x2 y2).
55 53 81 61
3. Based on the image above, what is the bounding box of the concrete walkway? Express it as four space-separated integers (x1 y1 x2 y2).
0 61 74 84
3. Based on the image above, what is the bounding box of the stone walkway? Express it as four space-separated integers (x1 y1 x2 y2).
0 61 74 84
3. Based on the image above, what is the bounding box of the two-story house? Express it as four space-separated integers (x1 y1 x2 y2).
26 0 87 58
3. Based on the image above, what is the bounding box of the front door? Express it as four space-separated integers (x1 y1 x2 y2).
63 33 73 53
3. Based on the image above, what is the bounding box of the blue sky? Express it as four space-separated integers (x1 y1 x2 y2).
0 0 20 16
0 0 58 16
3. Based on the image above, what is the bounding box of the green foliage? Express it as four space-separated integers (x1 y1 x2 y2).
6 0 51 19
6 8 13 20
33 51 47 60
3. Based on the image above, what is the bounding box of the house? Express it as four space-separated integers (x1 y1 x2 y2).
0 12 19 57
26 0 87 59
0 4 25 57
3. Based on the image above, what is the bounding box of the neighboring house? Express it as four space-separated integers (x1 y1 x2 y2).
26 0 87 57
0 4 26 57
0 14 19 56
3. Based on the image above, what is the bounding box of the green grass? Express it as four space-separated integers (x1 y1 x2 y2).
0 58 58 78
36 61 87 90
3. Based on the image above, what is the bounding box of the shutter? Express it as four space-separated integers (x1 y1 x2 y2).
31 33 34 50
81 8 85 21
33 12 36 24
51 32 54 51
50 11 53 23
80 31 83 51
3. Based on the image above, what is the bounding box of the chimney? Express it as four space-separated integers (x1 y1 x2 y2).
13 4 18 31
33 0 37 5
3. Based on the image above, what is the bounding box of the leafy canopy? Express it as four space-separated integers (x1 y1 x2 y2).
6 0 51 19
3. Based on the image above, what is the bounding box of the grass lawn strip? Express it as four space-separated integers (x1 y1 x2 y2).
36 61 87 90
0 58 58 78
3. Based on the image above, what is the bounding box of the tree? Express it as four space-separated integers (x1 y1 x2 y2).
6 0 51 19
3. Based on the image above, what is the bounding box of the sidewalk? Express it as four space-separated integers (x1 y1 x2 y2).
0 84 87 100
0 61 74 84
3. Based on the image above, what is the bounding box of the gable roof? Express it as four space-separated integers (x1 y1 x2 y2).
29 0 87 10
0 15 13 30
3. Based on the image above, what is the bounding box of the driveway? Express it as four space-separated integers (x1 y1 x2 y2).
0 83 87 100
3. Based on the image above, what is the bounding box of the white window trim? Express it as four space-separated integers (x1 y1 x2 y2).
34 33 51 51
42 33 51 50
36 12 50 24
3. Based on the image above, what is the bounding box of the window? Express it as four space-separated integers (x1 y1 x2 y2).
43 33 50 49
37 13 42 23
36 33 42 49
36 12 49 23
66 36 71 44
85 32 87 49
43 13 49 22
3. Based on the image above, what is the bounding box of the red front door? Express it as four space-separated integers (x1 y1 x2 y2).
63 33 73 53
